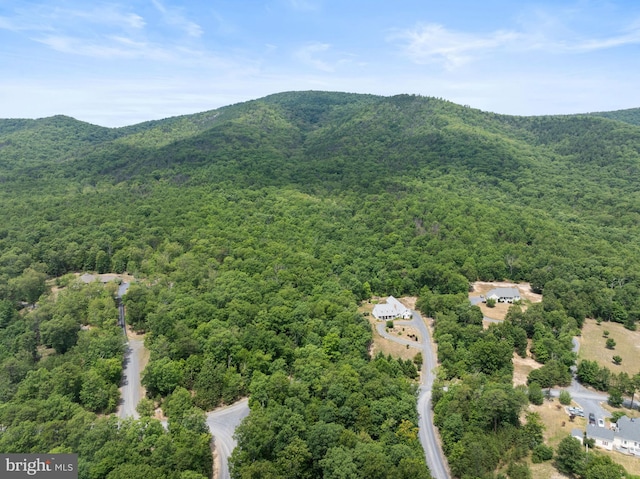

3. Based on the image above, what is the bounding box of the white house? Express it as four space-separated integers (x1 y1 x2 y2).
372 296 411 321
484 287 521 303
586 424 614 451
612 416 640 455
580 417 640 455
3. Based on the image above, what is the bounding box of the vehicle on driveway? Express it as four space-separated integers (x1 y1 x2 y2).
567 406 584 417
589 413 596 425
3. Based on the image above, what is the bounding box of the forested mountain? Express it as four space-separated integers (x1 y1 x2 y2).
1 91 640 479
589 107 640 126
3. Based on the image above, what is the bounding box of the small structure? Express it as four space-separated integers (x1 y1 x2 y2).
372 296 411 321
571 428 584 443
79 273 121 284
484 287 520 303
80 273 97 284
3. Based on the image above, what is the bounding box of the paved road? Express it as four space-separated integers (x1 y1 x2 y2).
114 278 249 479
483 316 503 324
117 338 145 419
206 399 250 479
548 336 610 423
377 313 450 479
115 282 146 420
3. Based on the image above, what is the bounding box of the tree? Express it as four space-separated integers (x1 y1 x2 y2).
555 436 586 475
9 268 47 304
41 315 80 354
583 454 626 479
137 398 156 417
606 338 616 349
531 444 553 463
612 355 622 365
528 382 544 405
142 357 184 396
608 388 623 407
506 461 531 479
558 390 572 405
413 352 423 370
521 412 544 449
480 383 526 432
106 464 167 479
80 370 118 412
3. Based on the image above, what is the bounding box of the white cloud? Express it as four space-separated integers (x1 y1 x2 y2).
392 23 521 69
393 19 640 70
151 0 203 37
59 6 146 30
565 27 640 52
295 42 335 71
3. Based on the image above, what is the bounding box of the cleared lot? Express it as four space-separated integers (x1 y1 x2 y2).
579 318 640 375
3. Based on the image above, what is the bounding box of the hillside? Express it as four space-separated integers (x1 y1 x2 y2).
1 91 640 479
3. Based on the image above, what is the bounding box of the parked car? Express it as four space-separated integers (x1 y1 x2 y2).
567 406 584 417
598 418 605 428
589 413 596 425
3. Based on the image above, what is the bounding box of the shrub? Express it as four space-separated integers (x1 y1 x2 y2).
486 298 496 308
608 388 623 407
528 382 544 405
386 320 394 329
559 390 571 405
603 330 610 337
611 411 626 423
606 338 616 349
531 444 553 463
612 355 622 365
506 462 531 479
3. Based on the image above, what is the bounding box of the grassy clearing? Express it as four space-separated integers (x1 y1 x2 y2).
579 318 640 375
513 351 543 387
469 281 542 323
528 460 570 479
359 300 420 361
528 398 585 448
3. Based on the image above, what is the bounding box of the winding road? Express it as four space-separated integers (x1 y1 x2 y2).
206 399 250 479
115 280 250 479
376 311 450 479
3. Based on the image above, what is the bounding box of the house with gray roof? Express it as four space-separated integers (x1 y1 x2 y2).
372 296 411 321
485 287 520 303
612 416 640 455
586 424 614 451
578 416 640 456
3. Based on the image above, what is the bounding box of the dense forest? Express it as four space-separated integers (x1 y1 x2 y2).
2 91 640 478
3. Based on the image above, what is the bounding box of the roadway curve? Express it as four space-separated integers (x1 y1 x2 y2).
115 280 251 479
206 399 250 479
376 312 450 479
550 337 611 422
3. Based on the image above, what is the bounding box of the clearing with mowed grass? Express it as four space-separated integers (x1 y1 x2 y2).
578 318 640 375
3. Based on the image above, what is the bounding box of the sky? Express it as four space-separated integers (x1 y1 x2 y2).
1 0 640 127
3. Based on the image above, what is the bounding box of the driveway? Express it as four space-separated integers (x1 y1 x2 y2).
550 336 611 423
117 338 145 419
376 313 450 479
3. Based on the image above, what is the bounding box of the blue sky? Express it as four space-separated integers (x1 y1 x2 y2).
1 0 640 126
